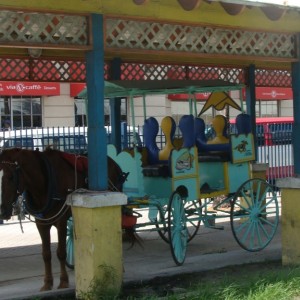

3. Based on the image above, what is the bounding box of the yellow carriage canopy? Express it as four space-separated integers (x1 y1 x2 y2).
199 91 241 115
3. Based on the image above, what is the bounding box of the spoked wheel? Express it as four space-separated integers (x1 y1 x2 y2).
156 205 170 243
184 199 201 242
168 191 188 266
66 217 75 269
230 178 279 252
157 200 201 244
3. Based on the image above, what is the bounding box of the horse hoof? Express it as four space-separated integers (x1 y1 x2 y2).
40 284 53 291
58 282 69 289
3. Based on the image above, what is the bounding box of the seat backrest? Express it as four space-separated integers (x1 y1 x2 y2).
159 116 176 161
194 117 207 144
195 116 231 154
143 117 160 165
179 114 195 148
236 113 252 135
208 115 229 144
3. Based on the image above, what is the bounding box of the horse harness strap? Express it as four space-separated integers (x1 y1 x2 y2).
21 153 61 217
39 152 61 201
23 152 61 217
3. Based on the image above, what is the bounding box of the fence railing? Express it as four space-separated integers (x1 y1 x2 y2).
0 123 294 185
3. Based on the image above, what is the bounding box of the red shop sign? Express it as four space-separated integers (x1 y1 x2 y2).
256 87 293 100
0 81 60 96
70 83 86 97
242 87 293 100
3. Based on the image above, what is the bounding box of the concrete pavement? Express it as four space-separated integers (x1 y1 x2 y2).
0 214 282 300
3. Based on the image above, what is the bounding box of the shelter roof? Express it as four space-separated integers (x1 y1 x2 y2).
79 80 243 98
129 0 300 21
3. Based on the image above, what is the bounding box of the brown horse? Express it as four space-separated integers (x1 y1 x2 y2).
0 148 124 291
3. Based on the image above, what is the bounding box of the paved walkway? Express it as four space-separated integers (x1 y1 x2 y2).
0 214 282 300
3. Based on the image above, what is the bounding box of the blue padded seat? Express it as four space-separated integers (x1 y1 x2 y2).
236 113 252 135
179 114 195 148
143 117 160 165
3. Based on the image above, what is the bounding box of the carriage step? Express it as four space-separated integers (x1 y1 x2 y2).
205 217 224 230
207 224 224 230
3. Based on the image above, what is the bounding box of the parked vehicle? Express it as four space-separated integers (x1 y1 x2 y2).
263 117 293 145
0 124 142 153
0 127 88 154
230 116 293 146
71 80 279 268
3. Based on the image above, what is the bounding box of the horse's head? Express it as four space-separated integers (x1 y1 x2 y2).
0 148 23 220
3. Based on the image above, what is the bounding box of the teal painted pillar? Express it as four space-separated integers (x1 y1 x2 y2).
85 14 107 190
292 61 300 176
110 58 122 152
245 64 257 157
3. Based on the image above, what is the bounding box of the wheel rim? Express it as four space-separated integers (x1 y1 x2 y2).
66 217 75 269
230 178 279 252
156 205 170 243
158 200 201 244
184 200 201 242
168 192 188 265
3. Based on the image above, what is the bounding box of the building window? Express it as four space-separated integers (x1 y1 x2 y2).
74 98 87 126
75 98 127 126
256 100 278 117
0 96 42 129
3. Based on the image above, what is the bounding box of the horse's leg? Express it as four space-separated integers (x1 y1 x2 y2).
36 223 53 291
56 218 69 289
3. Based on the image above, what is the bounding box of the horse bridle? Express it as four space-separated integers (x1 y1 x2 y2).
0 161 23 218
0 160 22 194
0 155 59 218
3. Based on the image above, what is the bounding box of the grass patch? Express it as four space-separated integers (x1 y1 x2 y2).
167 264 300 300
121 261 300 300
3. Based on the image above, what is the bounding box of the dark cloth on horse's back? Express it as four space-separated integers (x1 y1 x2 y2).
58 150 126 192
59 152 88 173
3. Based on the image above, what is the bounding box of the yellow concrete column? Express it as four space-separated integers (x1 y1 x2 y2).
67 191 127 297
277 178 300 266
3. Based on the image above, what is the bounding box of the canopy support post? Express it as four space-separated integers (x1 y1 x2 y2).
245 64 257 157
110 57 122 153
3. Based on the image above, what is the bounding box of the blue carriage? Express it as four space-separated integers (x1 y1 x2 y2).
67 80 279 267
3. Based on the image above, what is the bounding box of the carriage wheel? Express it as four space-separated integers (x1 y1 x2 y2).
230 178 279 252
156 205 169 243
157 199 201 244
184 199 201 241
167 191 188 266
66 217 75 269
